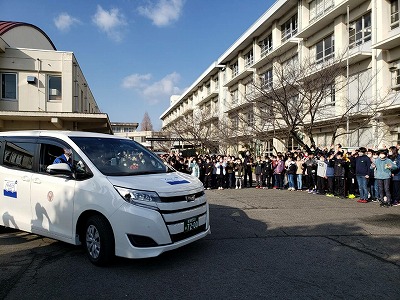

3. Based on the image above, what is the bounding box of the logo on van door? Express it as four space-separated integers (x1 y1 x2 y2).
47 191 54 202
4 179 17 198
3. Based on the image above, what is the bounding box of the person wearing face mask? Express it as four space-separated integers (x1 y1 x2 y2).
355 147 371 203
367 150 379 202
389 146 400 206
243 151 253 188
53 148 73 168
215 157 227 190
371 149 398 207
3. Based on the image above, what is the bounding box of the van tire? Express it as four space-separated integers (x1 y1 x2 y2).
84 215 114 266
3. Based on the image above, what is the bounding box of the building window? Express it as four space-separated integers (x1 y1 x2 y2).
48 75 62 101
231 89 239 104
214 76 219 91
348 69 372 112
245 79 255 98
396 68 400 87
231 115 239 130
281 14 298 43
231 61 239 77
282 55 299 75
1 73 17 100
321 85 335 106
206 83 211 95
264 139 274 156
391 60 400 88
260 69 273 88
260 34 273 57
247 110 254 127
391 0 400 29
316 34 335 64
286 136 302 151
244 50 254 68
309 0 334 21
349 13 371 49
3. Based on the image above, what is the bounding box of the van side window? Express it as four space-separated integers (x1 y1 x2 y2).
3 142 36 171
39 144 65 173
39 143 93 180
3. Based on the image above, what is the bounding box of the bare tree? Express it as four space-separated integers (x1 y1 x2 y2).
140 112 153 131
163 107 219 154
236 50 398 150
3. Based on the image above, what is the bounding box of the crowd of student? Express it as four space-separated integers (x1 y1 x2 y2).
159 144 400 207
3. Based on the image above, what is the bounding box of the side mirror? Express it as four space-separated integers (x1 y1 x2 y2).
46 163 73 176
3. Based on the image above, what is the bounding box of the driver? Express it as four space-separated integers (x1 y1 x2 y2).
53 148 73 168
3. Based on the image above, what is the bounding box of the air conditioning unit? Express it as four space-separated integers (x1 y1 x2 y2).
389 62 398 70
49 89 60 96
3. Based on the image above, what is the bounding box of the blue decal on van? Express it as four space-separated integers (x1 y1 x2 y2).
167 180 190 185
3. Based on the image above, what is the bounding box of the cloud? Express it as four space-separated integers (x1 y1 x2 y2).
122 72 182 105
54 13 80 32
138 0 185 27
122 73 152 89
92 5 127 42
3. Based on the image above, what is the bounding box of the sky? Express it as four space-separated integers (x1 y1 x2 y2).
1 0 274 129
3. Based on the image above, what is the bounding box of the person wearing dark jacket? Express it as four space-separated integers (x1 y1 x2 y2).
355 147 371 203
346 153 357 199
234 158 244 189
304 152 317 193
262 155 273 189
243 152 253 188
203 157 214 190
389 146 400 206
254 156 264 188
226 157 235 189
332 152 347 198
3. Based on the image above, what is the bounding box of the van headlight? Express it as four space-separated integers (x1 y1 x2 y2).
114 186 161 205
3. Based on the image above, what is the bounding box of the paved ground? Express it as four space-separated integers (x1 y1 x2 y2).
1 188 400 299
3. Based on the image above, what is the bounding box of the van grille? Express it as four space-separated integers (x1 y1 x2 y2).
159 191 205 203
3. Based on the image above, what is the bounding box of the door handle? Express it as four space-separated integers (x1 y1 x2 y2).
32 178 41 184
22 176 31 182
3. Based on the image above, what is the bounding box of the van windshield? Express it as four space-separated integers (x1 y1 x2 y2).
70 137 171 176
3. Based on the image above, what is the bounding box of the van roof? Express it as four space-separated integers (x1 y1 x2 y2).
0 130 121 139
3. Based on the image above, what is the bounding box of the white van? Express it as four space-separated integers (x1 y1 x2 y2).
0 131 210 265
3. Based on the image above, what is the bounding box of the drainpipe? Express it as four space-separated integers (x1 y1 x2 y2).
373 0 379 147
346 5 350 147
37 58 41 111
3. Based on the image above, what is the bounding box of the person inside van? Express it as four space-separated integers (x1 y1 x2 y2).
53 148 73 167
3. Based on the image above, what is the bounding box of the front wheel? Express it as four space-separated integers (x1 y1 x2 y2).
84 215 114 266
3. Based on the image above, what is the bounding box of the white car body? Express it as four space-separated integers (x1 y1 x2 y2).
0 130 210 263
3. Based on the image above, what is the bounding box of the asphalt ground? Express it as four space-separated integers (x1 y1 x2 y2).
1 187 399 299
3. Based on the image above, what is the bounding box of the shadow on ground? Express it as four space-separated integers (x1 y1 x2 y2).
1 202 399 299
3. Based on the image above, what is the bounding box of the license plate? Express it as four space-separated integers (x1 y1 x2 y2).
184 217 199 232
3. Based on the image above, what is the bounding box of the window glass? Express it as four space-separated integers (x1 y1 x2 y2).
39 143 91 179
391 0 399 28
49 76 62 100
315 35 334 63
231 90 238 104
70 137 169 176
4 142 36 171
261 69 273 88
231 62 239 77
281 14 298 42
260 34 273 57
244 50 254 68
349 13 371 49
1 73 17 100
